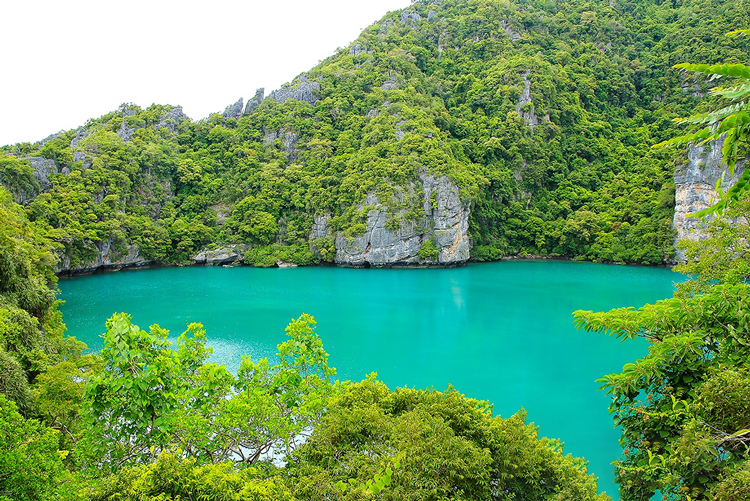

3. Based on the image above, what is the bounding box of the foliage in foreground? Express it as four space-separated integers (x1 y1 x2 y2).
575 200 750 500
1 310 612 500
575 283 750 500
91 452 294 501
0 186 90 417
289 376 609 501
0 394 84 501
82 312 336 471
655 29 750 217
673 195 750 297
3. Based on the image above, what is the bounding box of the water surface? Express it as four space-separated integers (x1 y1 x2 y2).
59 260 679 498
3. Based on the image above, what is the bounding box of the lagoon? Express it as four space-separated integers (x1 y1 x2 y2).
58 260 679 498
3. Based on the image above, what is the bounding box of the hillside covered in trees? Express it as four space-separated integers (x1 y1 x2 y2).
3 0 750 499
2 0 749 271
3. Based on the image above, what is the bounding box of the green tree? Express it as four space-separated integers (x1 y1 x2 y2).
0 186 67 412
82 313 211 469
225 196 279 245
0 394 81 501
574 283 750 500
170 313 336 465
673 194 750 297
91 451 295 501
82 313 336 470
290 376 610 501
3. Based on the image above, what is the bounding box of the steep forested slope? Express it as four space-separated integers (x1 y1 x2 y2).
2 0 749 271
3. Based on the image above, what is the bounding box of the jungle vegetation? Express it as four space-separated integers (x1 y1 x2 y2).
2 0 750 500
2 0 748 268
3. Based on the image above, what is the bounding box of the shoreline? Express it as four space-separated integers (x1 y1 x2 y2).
56 252 675 278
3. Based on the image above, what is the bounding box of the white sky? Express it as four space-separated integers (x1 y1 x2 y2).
0 0 412 146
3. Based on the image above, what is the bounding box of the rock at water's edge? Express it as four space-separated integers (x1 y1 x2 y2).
56 239 152 275
192 246 244 266
330 173 470 267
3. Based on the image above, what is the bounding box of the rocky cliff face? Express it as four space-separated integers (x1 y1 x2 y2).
268 74 321 106
673 137 746 260
318 173 470 267
56 239 152 275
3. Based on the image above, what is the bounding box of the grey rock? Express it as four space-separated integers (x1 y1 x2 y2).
501 20 521 41
119 103 137 117
56 238 152 275
420 173 471 264
268 74 321 106
264 130 279 144
69 127 89 149
243 88 264 115
395 120 408 141
382 71 399 91
349 43 369 55
400 10 421 26
276 259 298 268
117 120 137 141
27 157 58 192
155 106 189 133
311 214 330 239
673 136 746 260
61 166 71 176
263 129 299 161
427 10 437 21
192 245 242 266
330 173 470 267
283 131 299 161
71 127 94 168
681 81 704 98
379 20 394 33
210 204 231 226
516 71 539 128
223 98 244 119
38 133 61 145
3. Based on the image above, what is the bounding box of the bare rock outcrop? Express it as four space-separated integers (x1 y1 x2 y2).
243 88 264 115
329 173 470 267
349 43 370 56
673 137 746 260
56 239 152 275
156 106 189 132
516 71 539 128
223 98 244 119
192 245 244 266
501 20 522 41
268 74 321 106
27 157 58 192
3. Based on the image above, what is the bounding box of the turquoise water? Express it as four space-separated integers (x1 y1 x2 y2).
58 260 679 498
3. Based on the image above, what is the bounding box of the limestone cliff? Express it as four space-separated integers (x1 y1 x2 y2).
673 137 746 260
314 173 470 267
56 239 152 275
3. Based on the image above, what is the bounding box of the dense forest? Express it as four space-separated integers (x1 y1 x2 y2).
1 0 748 270
2 0 750 499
